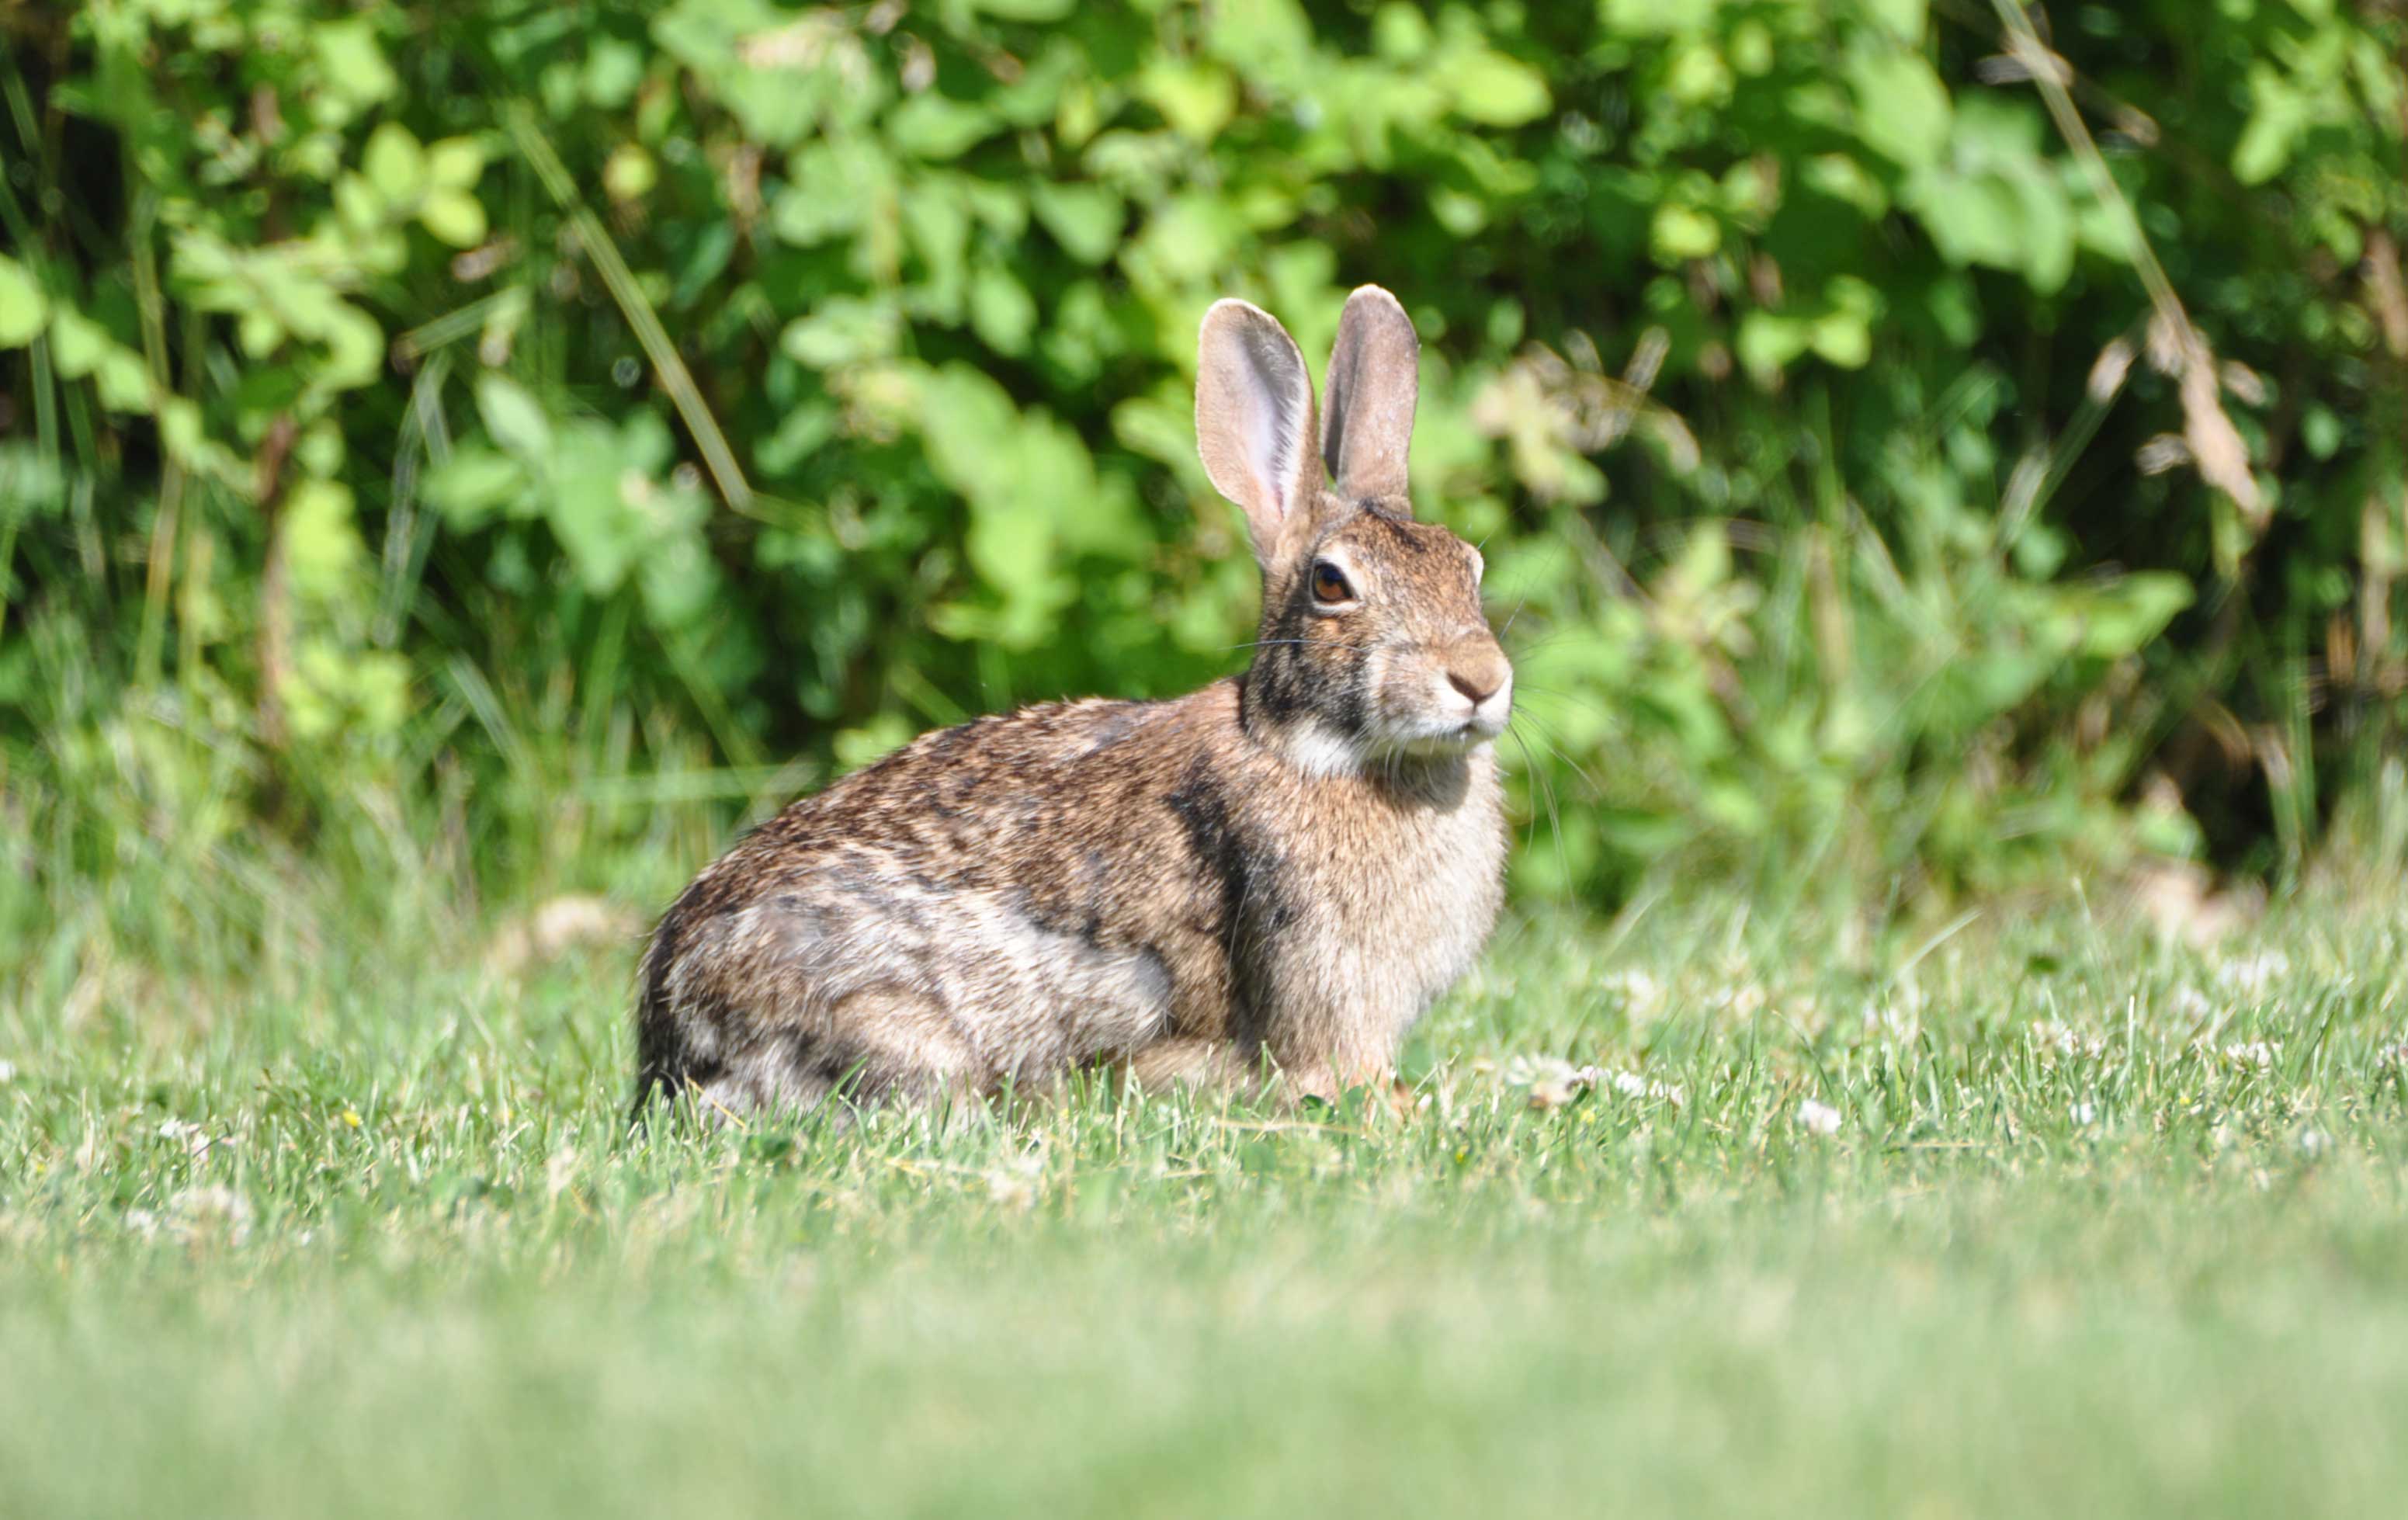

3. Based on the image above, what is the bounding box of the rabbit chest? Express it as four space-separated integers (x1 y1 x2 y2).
1240 751 1509 1071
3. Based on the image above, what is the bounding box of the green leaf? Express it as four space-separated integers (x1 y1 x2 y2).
424 447 529 529
1907 167 2025 272
887 95 994 160
1650 203 1720 263
585 40 647 108
426 137 487 190
1848 51 1952 170
1029 182 1123 265
772 140 891 245
1136 62 1237 141
2233 66 2307 185
974 0 1076 17
363 123 427 206
638 529 720 626
603 144 657 203
1802 153 1888 217
1809 309 1871 369
1737 311 1810 383
755 402 839 477
779 298 900 368
420 190 488 249
1443 49 1553 127
1600 0 1722 34
1864 0 1927 39
47 308 108 379
95 347 154 413
317 306 386 392
475 373 554 462
968 265 1037 356
334 173 384 233
313 19 398 113
283 480 366 599
900 180 971 300
2075 573 2194 658
550 461 645 592
0 255 45 347
238 308 284 359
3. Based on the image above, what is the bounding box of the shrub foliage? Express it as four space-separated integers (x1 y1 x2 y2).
2 0 2405 944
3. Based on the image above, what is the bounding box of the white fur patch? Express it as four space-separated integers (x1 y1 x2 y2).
1279 720 1366 779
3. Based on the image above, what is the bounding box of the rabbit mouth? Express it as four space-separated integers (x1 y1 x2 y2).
1379 714 1506 756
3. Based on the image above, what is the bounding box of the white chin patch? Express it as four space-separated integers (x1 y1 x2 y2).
1401 730 1491 757
1369 718 1499 762
1282 722 1367 779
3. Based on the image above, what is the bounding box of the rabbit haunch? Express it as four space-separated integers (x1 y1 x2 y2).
633 287 1512 1117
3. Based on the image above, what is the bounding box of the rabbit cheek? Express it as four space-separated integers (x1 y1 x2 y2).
1371 647 1449 741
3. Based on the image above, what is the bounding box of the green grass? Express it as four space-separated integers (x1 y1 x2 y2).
5 887 2408 1518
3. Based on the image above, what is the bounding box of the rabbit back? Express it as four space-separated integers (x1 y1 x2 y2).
634 686 1248 1114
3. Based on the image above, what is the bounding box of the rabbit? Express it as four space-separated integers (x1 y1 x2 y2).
631 286 1513 1121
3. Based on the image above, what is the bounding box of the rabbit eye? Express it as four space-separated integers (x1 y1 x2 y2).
1311 561 1354 605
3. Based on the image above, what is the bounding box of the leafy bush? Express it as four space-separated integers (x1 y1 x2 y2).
2 0 2405 966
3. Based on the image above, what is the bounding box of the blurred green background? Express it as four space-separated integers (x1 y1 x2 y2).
3 0 2406 984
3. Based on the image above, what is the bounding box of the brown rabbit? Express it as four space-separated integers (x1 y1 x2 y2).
633 286 1512 1119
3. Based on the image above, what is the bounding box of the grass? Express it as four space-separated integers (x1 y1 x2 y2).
5 882 2408 1518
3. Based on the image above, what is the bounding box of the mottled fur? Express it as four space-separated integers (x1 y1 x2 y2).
633 287 1513 1120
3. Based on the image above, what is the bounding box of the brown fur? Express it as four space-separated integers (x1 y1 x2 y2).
633 287 1512 1120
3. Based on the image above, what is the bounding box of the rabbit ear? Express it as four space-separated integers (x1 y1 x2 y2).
1197 299 1320 567
1320 285 1419 505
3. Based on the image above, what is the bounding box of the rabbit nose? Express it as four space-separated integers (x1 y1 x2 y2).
1447 651 1508 706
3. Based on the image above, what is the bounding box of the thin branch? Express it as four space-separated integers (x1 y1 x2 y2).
505 103 755 516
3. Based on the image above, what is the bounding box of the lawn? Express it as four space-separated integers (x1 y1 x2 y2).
4 888 2406 1518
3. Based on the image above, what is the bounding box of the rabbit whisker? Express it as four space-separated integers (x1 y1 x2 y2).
1508 727 1571 895
1508 710 1606 795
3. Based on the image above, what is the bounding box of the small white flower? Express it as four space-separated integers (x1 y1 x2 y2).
166 1185 253 1245
2030 1021 2104 1060
124 1208 161 1238
2222 1039 2278 1071
2070 1101 2098 1126
155 1118 215 1157
2215 953 2290 996
1862 999 1920 1039
983 1150 1045 1212
0 1059 16 1084
1504 1056 1599 1110
1796 1098 1842 1137
1716 984 1768 1017
1605 970 1666 1015
1602 1070 1686 1108
2169 984 2214 1022
2295 1128 2331 1159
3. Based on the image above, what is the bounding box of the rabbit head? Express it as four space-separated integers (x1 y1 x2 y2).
1196 286 1511 776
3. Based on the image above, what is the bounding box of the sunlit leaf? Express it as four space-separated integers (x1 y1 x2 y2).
1848 51 1952 170
0 255 46 347
476 373 554 462
420 190 488 248
1029 182 1123 265
887 95 994 161
312 19 397 113
968 265 1036 356
364 123 427 206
